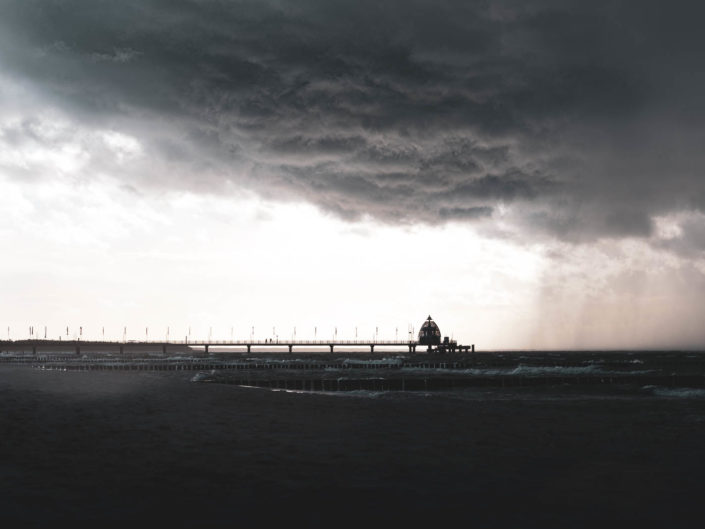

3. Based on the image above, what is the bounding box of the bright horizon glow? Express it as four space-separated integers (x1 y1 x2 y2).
1 172 548 347
2 171 704 350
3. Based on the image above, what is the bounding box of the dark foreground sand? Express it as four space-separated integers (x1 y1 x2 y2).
1 366 704 528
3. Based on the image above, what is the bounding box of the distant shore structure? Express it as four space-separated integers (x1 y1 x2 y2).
418 315 465 353
0 316 474 355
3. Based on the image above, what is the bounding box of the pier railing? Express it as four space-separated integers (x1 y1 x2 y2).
1 339 419 346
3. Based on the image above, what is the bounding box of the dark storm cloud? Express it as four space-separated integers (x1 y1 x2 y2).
2 0 705 245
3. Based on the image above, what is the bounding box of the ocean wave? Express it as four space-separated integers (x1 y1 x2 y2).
509 364 602 376
268 388 389 398
401 364 655 377
245 357 310 363
325 389 387 399
401 365 603 376
643 386 705 398
335 376 386 381
342 358 403 366
190 371 215 382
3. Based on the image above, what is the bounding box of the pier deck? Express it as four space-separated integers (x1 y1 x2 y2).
0 339 475 355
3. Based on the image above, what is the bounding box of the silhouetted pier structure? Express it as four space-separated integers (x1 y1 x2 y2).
2 315 476 356
0 338 475 356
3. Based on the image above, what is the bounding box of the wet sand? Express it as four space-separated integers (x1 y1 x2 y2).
1 366 704 528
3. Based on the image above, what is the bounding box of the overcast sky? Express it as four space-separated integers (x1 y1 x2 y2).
2 0 705 349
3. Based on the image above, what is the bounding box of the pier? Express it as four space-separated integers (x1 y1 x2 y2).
2 316 477 356
0 338 475 356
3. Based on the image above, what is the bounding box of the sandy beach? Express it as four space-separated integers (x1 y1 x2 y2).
1 365 704 528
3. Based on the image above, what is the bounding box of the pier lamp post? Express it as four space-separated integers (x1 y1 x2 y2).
166 326 170 341
145 327 148 340
123 327 127 342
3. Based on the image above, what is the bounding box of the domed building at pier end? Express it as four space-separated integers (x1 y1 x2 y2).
418 315 442 346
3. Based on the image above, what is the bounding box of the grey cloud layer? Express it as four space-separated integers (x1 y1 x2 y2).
2 0 705 244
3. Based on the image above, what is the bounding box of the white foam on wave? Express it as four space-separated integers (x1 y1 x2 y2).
190 370 215 382
401 365 603 376
324 389 387 399
342 358 403 366
270 388 311 395
643 386 705 398
335 376 386 381
255 387 387 398
510 364 602 376
402 364 654 376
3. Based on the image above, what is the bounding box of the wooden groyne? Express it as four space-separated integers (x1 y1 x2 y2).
3 352 705 371
3 350 704 391
2 358 702 391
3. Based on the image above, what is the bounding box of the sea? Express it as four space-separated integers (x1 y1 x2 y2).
5 347 705 398
1 349 704 527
